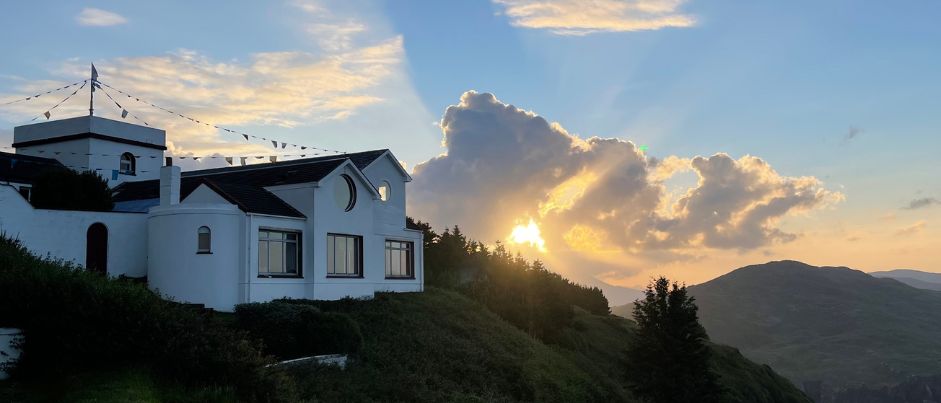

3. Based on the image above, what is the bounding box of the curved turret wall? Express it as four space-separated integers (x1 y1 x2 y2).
147 204 242 311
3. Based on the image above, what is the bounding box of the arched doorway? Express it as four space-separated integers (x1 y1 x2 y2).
86 223 108 274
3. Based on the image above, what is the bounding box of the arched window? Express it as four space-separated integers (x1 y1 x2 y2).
119 152 136 175
197 226 211 254
333 174 357 212
378 181 391 202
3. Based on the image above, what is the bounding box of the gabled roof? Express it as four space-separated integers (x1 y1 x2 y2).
112 149 390 218
0 151 67 184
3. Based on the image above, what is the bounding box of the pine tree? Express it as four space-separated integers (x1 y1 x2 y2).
625 277 723 403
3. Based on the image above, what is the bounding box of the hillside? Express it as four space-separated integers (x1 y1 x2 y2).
282 288 810 403
870 269 941 291
685 260 941 394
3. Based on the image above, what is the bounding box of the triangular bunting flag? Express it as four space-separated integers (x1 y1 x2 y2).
224 157 233 166
240 157 247 166
256 156 264 159
281 142 287 149
269 156 278 163
271 141 277 148
43 111 50 119
301 146 307 150
121 109 128 118
242 134 249 141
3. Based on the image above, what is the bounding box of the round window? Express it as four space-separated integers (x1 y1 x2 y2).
334 174 357 212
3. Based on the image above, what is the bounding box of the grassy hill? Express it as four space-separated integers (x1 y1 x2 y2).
281 288 809 403
683 260 941 395
0 236 809 402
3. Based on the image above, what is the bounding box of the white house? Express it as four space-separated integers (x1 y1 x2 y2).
0 115 424 311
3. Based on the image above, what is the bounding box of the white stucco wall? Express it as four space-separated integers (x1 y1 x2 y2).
0 185 148 277
14 116 165 186
147 203 243 311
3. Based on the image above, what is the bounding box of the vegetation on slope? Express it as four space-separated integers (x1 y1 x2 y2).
686 260 941 397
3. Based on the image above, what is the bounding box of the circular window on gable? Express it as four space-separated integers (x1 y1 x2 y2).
334 174 357 212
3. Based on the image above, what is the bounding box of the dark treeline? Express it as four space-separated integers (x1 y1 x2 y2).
408 218 609 342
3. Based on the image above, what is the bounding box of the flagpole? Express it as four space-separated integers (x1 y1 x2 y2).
89 63 97 116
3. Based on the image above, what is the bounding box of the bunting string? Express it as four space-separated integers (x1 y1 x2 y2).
96 81 347 155
29 80 88 122
0 145 332 166
98 85 149 126
0 80 86 107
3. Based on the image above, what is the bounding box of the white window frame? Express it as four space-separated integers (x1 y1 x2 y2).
258 229 302 278
327 233 363 278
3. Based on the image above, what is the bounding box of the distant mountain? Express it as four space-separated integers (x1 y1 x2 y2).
870 269 941 291
685 260 941 401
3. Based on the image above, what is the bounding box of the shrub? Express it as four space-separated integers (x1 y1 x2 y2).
30 169 114 211
0 235 293 402
234 301 363 359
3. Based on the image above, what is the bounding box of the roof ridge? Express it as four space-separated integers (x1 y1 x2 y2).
180 149 387 178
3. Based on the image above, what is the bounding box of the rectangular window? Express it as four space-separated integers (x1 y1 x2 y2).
258 230 301 277
385 240 414 279
327 233 362 277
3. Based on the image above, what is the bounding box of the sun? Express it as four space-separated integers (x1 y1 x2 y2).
507 218 547 252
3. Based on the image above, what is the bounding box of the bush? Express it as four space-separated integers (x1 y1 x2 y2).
30 169 114 211
0 235 293 402
235 301 363 359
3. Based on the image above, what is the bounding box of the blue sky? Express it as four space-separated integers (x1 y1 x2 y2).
1 1 938 288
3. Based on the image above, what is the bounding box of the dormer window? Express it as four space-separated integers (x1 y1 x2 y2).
119 152 136 175
378 181 390 202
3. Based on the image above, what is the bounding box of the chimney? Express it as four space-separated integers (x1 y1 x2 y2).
160 164 181 206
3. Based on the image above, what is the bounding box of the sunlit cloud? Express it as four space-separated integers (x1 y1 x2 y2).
410 91 843 289
493 0 696 35
76 8 128 27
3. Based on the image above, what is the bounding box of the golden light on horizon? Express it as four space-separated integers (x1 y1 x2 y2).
508 218 547 252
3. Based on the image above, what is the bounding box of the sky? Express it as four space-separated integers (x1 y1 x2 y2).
1 1 939 303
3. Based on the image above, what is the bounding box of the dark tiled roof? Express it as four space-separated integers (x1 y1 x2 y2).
112 149 389 218
0 151 67 184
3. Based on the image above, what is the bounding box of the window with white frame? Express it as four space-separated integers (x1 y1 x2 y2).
119 152 136 175
327 233 362 277
197 226 211 253
258 230 301 277
385 240 414 279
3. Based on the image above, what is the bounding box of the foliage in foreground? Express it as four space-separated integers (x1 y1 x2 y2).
626 277 723 403
0 236 292 402
234 301 363 359
30 169 114 211
409 218 609 342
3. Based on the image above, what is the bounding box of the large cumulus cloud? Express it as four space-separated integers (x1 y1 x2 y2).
410 91 842 260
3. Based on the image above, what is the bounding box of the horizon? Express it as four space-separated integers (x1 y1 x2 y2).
1 0 938 296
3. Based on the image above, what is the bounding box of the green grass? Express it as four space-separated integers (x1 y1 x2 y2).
283 288 810 403
0 368 236 403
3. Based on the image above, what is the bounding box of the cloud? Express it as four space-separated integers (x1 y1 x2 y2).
0 38 403 156
895 221 927 236
842 126 862 143
76 8 128 27
903 197 940 210
410 91 842 264
492 0 696 35
292 0 368 52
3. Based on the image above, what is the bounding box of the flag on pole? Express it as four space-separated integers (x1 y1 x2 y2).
91 64 99 81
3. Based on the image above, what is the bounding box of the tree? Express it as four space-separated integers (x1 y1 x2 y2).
31 169 114 212
625 277 722 403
